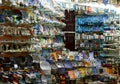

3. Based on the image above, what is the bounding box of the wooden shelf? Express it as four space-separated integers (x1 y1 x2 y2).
76 31 103 34
0 22 32 28
0 41 36 44
0 52 30 57
37 34 63 38
102 64 113 67
76 39 104 41
103 48 119 51
77 66 95 68
0 5 28 11
77 47 103 51
0 35 33 40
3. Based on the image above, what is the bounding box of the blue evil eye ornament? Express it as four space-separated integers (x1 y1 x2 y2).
103 0 108 5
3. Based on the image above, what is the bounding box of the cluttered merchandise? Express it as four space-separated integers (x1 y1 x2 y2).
0 0 119 84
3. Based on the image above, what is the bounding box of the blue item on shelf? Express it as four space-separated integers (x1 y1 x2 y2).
92 67 98 75
100 52 105 57
76 15 108 25
74 55 79 61
63 61 73 69
56 35 63 43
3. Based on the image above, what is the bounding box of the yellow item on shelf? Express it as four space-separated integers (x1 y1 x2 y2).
69 55 74 60
83 61 92 67
78 68 86 77
105 67 113 74
50 52 58 61
47 38 51 44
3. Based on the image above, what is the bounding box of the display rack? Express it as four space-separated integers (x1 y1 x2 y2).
0 0 66 83
75 14 106 56
73 3 118 83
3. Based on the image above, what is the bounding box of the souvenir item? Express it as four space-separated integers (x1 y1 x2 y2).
50 52 58 61
2 58 11 71
45 75 53 84
103 0 108 5
40 61 51 75
33 62 40 69
15 57 26 69
67 70 76 80
78 68 86 77
74 69 81 84
0 58 3 67
71 61 78 69
63 61 73 70
13 64 18 69
50 63 58 74
55 61 65 74
31 72 42 84
19 78 26 84
88 52 94 62
92 67 98 75
77 61 84 67
25 73 36 84
69 55 74 60
1 73 9 82
41 75 47 84
12 74 20 84
50 74 57 84
55 61 66 83
25 56 33 68
63 60 75 83
74 55 79 61
78 51 83 60
87 67 92 75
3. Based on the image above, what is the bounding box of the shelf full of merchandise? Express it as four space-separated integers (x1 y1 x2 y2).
74 2 119 83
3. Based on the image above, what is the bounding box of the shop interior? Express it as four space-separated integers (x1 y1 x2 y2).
0 0 120 84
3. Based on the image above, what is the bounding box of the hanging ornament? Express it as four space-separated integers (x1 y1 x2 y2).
103 0 108 5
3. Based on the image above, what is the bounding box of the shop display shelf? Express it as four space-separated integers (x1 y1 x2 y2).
0 36 34 41
0 5 28 11
79 39 104 41
37 34 64 38
42 46 65 50
0 52 30 57
102 64 113 67
76 31 103 34
77 66 95 68
0 41 37 44
0 22 32 28
77 47 103 51
103 48 119 51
